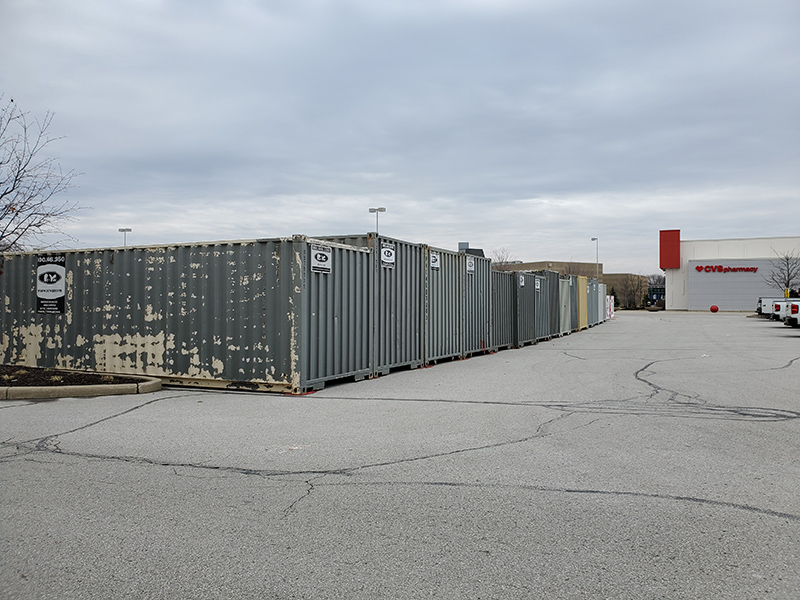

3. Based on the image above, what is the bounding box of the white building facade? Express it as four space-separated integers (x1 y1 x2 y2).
660 231 800 311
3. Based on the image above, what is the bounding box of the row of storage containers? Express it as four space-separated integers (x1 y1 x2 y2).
1 233 610 394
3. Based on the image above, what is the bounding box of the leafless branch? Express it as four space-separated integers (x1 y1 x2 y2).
1 96 79 252
762 249 800 293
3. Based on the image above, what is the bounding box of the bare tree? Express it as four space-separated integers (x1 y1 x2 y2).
491 246 516 271
1 97 78 252
648 273 665 286
762 249 800 294
619 273 647 309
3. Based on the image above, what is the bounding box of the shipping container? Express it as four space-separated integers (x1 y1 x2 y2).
577 276 589 330
536 270 560 338
517 271 538 345
0 236 372 394
598 284 608 323
491 270 517 350
425 245 462 363
587 279 599 326
462 253 492 356
320 233 425 375
569 275 579 332
559 277 571 336
533 274 550 341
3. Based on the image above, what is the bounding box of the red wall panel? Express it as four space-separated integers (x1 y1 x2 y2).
659 230 681 269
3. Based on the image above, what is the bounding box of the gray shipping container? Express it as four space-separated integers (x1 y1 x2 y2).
320 233 425 375
462 253 492 356
559 277 571 336
598 283 607 323
0 236 372 394
517 271 538 345
537 270 561 338
425 246 462 363
491 270 517 350
534 274 550 341
569 275 579 332
587 279 599 326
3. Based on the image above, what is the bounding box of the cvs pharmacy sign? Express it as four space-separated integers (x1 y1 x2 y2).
695 265 758 274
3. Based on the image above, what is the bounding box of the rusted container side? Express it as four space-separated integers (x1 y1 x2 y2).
0 237 371 393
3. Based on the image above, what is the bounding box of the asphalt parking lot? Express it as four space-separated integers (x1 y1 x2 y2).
1 311 799 599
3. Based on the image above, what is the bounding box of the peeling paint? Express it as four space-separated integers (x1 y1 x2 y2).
143 304 162 322
18 323 44 365
0 238 365 393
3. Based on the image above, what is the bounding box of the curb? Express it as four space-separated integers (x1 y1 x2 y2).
1 376 162 400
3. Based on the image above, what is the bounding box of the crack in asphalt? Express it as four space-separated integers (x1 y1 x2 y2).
315 480 800 523
525 359 800 422
3 351 798 519
3 404 584 516
5 411 579 478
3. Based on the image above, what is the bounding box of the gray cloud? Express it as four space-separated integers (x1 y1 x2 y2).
2 0 798 272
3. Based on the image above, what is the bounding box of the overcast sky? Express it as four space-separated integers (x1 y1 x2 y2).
2 0 798 273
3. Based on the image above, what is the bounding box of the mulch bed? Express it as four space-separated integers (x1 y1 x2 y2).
0 365 143 387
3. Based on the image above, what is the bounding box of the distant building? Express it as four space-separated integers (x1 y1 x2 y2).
508 260 602 281
659 230 800 311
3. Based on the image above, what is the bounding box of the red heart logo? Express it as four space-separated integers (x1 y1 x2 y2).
695 266 703 272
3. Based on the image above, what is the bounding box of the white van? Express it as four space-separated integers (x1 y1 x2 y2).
757 297 785 316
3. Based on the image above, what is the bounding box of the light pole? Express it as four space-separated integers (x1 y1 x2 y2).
591 237 599 281
119 228 132 247
368 207 386 234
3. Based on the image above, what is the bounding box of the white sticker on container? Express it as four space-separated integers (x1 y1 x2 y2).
311 244 332 274
36 254 67 314
430 251 440 270
381 242 396 269
466 255 475 274
519 275 525 287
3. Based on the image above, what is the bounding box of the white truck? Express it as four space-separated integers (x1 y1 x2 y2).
786 300 800 327
771 299 788 322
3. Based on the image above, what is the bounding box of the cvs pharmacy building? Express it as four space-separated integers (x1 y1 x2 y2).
659 231 800 311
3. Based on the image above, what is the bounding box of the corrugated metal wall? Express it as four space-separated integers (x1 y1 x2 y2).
537 270 560 338
318 233 425 375
517 272 538 345
534 274 550 341
425 246 462 363
587 279 599 326
462 254 491 356
569 275 578 332
372 235 425 374
491 270 517 350
577 276 588 330
559 277 571 336
597 284 607 324
1 233 613 393
301 240 372 388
